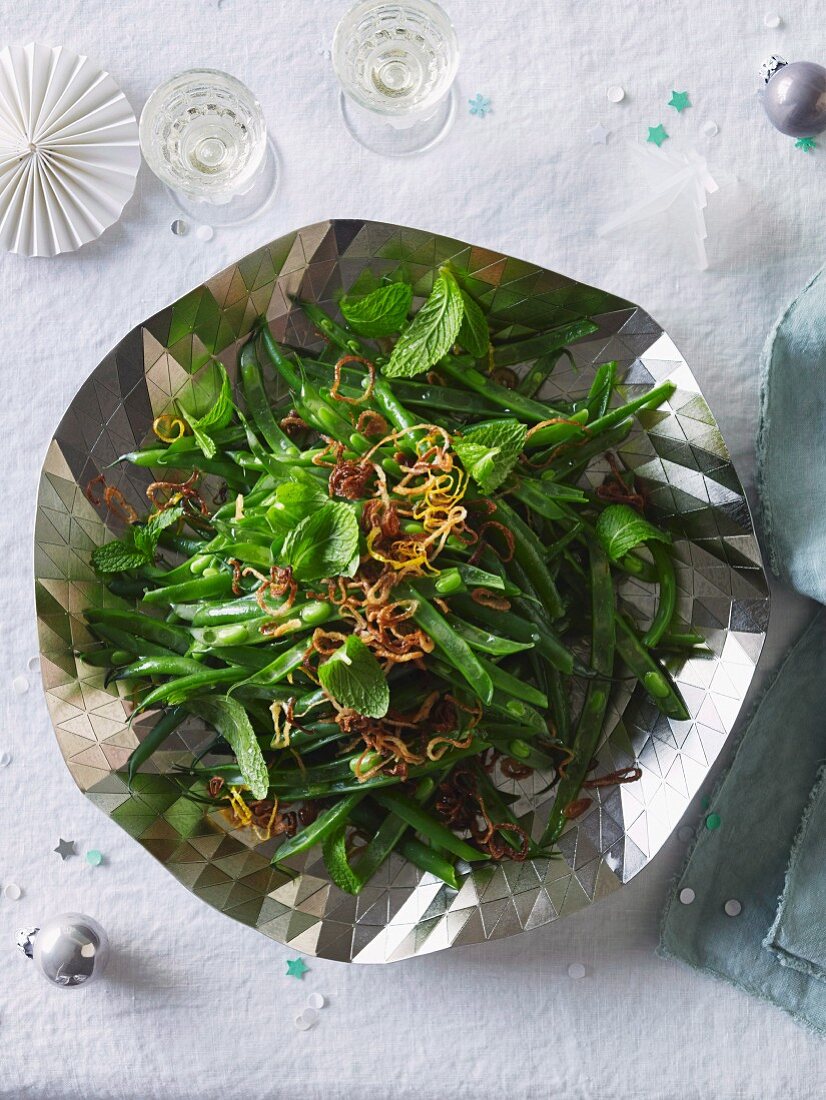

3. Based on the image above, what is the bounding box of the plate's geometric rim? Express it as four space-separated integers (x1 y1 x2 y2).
34 219 769 963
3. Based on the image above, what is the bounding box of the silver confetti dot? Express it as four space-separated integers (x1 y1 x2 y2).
171 218 188 236
764 12 782 29
4 883 22 901
700 120 719 138
307 992 325 1009
26 656 40 672
607 85 625 104
0 751 11 768
294 1008 318 1030
567 962 586 980
677 826 695 843
724 898 742 917
196 225 214 242
12 676 28 695
679 887 696 905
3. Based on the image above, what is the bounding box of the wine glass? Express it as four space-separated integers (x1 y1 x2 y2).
332 0 460 157
139 68 277 227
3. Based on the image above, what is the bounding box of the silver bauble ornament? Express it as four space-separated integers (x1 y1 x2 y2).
761 57 826 137
17 912 109 987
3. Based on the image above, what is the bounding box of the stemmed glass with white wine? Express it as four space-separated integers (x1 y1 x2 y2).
332 0 460 156
139 69 277 227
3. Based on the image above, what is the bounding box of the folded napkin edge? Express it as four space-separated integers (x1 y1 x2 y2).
764 759 826 978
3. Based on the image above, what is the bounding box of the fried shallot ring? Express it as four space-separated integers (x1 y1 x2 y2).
331 355 376 405
470 587 511 612
583 765 643 789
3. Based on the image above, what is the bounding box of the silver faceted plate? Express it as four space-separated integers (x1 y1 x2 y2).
34 219 769 962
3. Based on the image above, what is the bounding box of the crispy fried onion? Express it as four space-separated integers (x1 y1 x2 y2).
356 410 389 438
146 471 209 516
436 764 530 861
468 520 515 565
331 355 376 405
329 458 377 501
500 757 534 780
311 437 345 468
269 699 294 749
221 785 297 841
562 797 592 820
596 452 645 511
583 765 643 789
470 587 511 612
242 564 297 618
280 409 309 436
229 558 243 596
85 474 139 523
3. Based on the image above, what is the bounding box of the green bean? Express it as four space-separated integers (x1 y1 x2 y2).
439 357 566 423
586 361 617 419
84 608 192 655
190 594 269 626
527 380 676 449
372 790 489 862
397 583 494 704
141 572 234 606
508 478 587 521
113 655 207 680
256 319 302 392
231 639 311 690
272 792 366 865
615 614 689 719
477 656 548 709
352 778 436 888
239 337 298 455
542 542 615 844
126 706 186 785
642 542 677 648
135 666 249 713
117 448 249 485
191 601 332 648
491 320 598 367
450 594 574 675
541 419 634 480
448 616 535 656
518 348 575 397
494 499 564 620
295 299 368 357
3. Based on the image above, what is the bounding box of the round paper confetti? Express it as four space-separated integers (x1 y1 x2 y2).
607 85 625 103
86 849 103 867
307 992 325 1010
171 218 188 236
294 1008 318 1030
679 887 696 905
196 225 214 242
0 750 11 768
700 120 719 138
12 676 28 695
705 812 721 831
677 826 695 843
724 898 742 917
763 12 781 29
26 656 40 672
4 883 22 901
567 962 587 980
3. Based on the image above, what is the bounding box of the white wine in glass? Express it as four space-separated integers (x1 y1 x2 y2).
332 0 460 156
139 69 277 226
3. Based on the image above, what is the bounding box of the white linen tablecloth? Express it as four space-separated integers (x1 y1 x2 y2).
0 1 821 1096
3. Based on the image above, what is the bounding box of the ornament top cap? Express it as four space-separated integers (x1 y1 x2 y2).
761 55 788 84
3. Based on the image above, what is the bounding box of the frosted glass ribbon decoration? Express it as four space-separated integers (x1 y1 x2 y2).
599 144 720 270
0 43 140 257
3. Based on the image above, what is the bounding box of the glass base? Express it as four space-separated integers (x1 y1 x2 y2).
166 137 278 227
338 88 456 156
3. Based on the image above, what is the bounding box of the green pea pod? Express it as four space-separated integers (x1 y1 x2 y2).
491 320 599 367
372 790 489 862
272 791 366 864
439 357 566 424
239 338 298 456
134 666 249 713
477 655 548 709
641 542 677 648
448 616 535 656
84 608 192 656
256 320 302 393
113 655 207 681
615 613 689 719
495 499 564 621
518 348 575 397
141 572 234 607
126 706 186 786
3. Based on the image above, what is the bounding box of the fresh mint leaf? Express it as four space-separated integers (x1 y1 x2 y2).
383 268 464 378
457 290 490 358
147 503 185 535
453 418 528 492
90 539 148 574
318 634 389 718
340 282 413 338
281 501 360 581
188 696 269 799
181 364 235 459
266 481 330 531
595 503 671 562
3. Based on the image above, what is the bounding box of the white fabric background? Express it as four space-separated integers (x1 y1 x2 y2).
0 1 822 1096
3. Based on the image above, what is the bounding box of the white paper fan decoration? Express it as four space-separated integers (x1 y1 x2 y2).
0 43 140 257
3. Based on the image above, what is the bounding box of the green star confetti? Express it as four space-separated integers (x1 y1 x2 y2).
668 90 691 112
705 812 721 831
286 956 309 979
647 124 669 147
795 136 816 152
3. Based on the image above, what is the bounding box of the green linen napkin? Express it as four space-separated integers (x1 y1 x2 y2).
660 267 826 1033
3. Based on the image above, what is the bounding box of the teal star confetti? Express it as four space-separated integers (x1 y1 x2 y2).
286 957 309 979
668 90 691 112
468 93 491 118
795 136 817 152
647 124 669 147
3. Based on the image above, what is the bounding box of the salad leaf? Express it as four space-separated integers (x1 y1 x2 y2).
281 501 360 581
340 282 413 338
595 503 671 562
188 696 268 799
453 419 528 493
181 364 235 459
383 268 464 378
318 634 389 718
91 504 184 574
457 290 490 358
266 481 329 531
322 824 361 894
